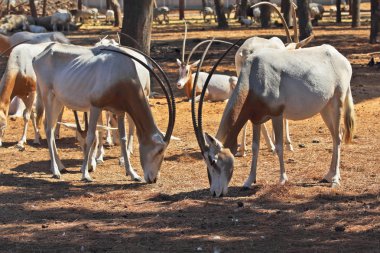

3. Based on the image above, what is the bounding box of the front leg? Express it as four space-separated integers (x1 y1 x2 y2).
284 119 293 151
17 94 36 149
272 116 288 185
118 113 142 182
262 123 275 153
243 124 261 188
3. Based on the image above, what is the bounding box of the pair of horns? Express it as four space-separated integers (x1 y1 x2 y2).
99 46 176 144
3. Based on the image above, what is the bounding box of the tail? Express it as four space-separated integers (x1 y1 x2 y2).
343 86 355 143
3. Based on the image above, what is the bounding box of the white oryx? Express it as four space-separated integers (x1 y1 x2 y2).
51 9 72 32
175 22 237 102
32 42 175 183
0 33 70 148
193 40 355 197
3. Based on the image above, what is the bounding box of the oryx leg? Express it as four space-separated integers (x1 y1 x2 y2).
44 93 65 178
126 113 135 155
272 115 288 185
243 123 261 188
320 100 343 187
261 123 275 152
118 113 142 182
54 108 64 139
284 119 293 151
16 93 36 149
30 109 41 145
80 107 101 181
95 113 105 164
235 122 248 157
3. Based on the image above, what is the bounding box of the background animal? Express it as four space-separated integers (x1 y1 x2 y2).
153 6 170 24
51 9 72 32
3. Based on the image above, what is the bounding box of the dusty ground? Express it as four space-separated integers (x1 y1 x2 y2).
0 10 379 253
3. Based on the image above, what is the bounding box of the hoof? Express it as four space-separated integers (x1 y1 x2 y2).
235 151 246 157
52 174 61 179
132 176 143 182
33 140 41 145
15 143 25 151
331 182 340 188
81 176 93 182
96 159 104 164
241 186 251 191
286 144 294 152
60 168 68 173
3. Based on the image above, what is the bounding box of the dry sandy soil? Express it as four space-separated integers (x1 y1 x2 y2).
0 10 379 252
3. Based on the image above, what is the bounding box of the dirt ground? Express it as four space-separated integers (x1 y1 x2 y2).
0 10 379 253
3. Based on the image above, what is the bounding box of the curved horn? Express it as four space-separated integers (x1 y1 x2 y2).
290 1 299 43
73 110 83 133
251 2 292 43
117 32 144 51
186 39 240 66
182 20 188 63
198 40 242 142
99 48 175 144
191 39 215 154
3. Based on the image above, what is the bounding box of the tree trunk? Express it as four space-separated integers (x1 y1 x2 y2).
106 0 111 10
370 0 379 43
121 0 154 55
336 0 342 23
29 0 37 17
352 0 361 27
239 0 247 18
214 0 228 28
297 0 313 40
179 0 185 20
78 0 82 10
260 3 271 28
6 0 10 15
281 0 291 26
110 0 122 27
202 0 207 9
42 0 47 16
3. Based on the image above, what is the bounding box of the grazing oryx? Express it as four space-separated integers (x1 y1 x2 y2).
32 42 175 183
105 10 115 25
200 7 216 23
153 6 170 24
193 40 355 197
0 33 70 148
51 10 72 32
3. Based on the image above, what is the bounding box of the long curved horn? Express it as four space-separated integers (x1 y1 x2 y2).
251 2 292 43
117 32 143 51
191 39 215 154
290 1 299 43
186 39 240 66
73 110 83 133
114 44 176 144
99 48 175 144
182 20 188 63
197 40 242 141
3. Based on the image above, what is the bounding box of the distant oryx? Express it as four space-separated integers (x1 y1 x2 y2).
32 42 175 183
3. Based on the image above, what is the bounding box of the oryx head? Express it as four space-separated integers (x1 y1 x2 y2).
139 132 167 183
191 38 240 197
203 133 234 197
175 58 200 89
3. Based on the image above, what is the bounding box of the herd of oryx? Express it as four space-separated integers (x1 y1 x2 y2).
0 2 355 197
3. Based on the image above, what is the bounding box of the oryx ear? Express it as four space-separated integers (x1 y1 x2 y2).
176 58 182 66
57 122 77 130
295 34 314 49
191 59 200 67
204 132 223 149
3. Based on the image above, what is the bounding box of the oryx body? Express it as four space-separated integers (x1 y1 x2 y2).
201 44 355 197
33 43 172 184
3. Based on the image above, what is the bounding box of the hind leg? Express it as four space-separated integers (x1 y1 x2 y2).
320 99 343 187
16 93 36 149
236 122 248 157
